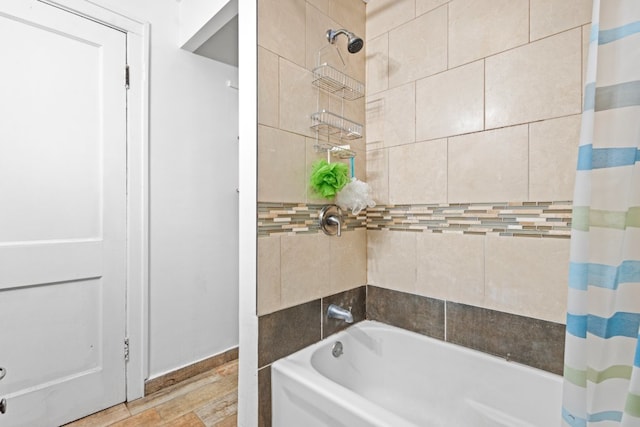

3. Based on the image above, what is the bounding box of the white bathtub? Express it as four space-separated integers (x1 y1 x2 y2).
272 320 562 427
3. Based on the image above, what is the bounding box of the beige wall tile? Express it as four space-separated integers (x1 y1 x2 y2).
484 235 569 323
486 29 582 129
279 58 316 138
305 7 342 74
367 82 416 148
307 0 329 14
416 61 484 141
449 0 528 68
530 0 593 41
258 0 306 67
258 125 307 203
367 230 416 293
529 115 581 201
258 47 279 128
366 96 385 148
343 97 366 136
416 233 484 305
383 83 416 147
366 33 389 95
449 125 528 203
416 0 448 17
306 3 338 71
389 139 447 204
330 229 367 294
281 233 331 308
257 236 281 315
328 0 366 43
388 6 447 87
366 0 415 40
352 147 366 183
366 148 389 204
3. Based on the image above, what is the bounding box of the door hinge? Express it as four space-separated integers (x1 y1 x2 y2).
125 65 130 90
124 338 130 362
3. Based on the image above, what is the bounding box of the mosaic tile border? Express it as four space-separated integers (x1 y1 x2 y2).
367 202 572 238
258 201 572 238
257 203 367 237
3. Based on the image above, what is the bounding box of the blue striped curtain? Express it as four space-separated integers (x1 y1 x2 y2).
562 0 640 425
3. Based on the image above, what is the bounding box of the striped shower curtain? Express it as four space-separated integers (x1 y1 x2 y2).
561 0 640 425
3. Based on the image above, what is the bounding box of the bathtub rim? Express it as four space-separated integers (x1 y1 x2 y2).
283 320 562 382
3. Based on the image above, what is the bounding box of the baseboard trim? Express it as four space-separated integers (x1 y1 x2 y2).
144 347 239 395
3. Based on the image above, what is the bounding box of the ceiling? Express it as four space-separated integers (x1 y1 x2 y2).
193 14 238 67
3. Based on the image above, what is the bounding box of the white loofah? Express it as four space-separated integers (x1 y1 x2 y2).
335 178 376 215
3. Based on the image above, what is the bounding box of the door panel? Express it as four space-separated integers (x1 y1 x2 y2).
0 241 102 289
0 278 103 390
0 1 127 425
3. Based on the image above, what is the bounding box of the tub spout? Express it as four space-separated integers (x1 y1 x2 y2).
327 304 353 323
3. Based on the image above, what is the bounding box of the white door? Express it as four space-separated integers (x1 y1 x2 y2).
0 1 127 425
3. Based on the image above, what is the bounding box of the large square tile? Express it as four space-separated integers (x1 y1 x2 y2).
529 115 581 201
367 82 416 147
367 285 445 339
258 300 321 367
484 235 570 323
328 0 366 45
366 33 389 95
366 0 415 41
257 236 282 315
416 61 484 141
366 148 389 204
367 230 417 292
530 0 593 41
449 0 528 68
388 139 447 204
416 233 484 305
447 302 565 374
448 125 529 203
258 47 279 128
388 6 447 87
281 233 331 308
486 29 582 129
258 0 306 66
416 0 448 17
257 126 307 203
329 228 367 294
279 58 317 138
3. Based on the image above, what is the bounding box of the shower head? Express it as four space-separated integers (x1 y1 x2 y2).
326 29 364 54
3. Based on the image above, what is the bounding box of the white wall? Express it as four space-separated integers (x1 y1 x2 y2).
178 0 237 53
237 0 258 423
92 0 239 378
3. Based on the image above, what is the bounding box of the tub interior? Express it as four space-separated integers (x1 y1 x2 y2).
306 321 562 426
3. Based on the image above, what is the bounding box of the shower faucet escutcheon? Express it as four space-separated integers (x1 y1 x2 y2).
319 205 343 237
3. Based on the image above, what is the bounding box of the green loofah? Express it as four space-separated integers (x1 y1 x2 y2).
309 160 350 199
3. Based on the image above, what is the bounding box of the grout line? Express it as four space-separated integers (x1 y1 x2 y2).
483 59 486 131
527 123 531 202
528 0 531 43
386 31 389 91
446 2 449 70
444 300 447 341
482 233 487 306
446 137 449 203
320 297 324 338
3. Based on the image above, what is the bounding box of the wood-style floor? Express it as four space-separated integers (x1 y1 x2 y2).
65 359 238 427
